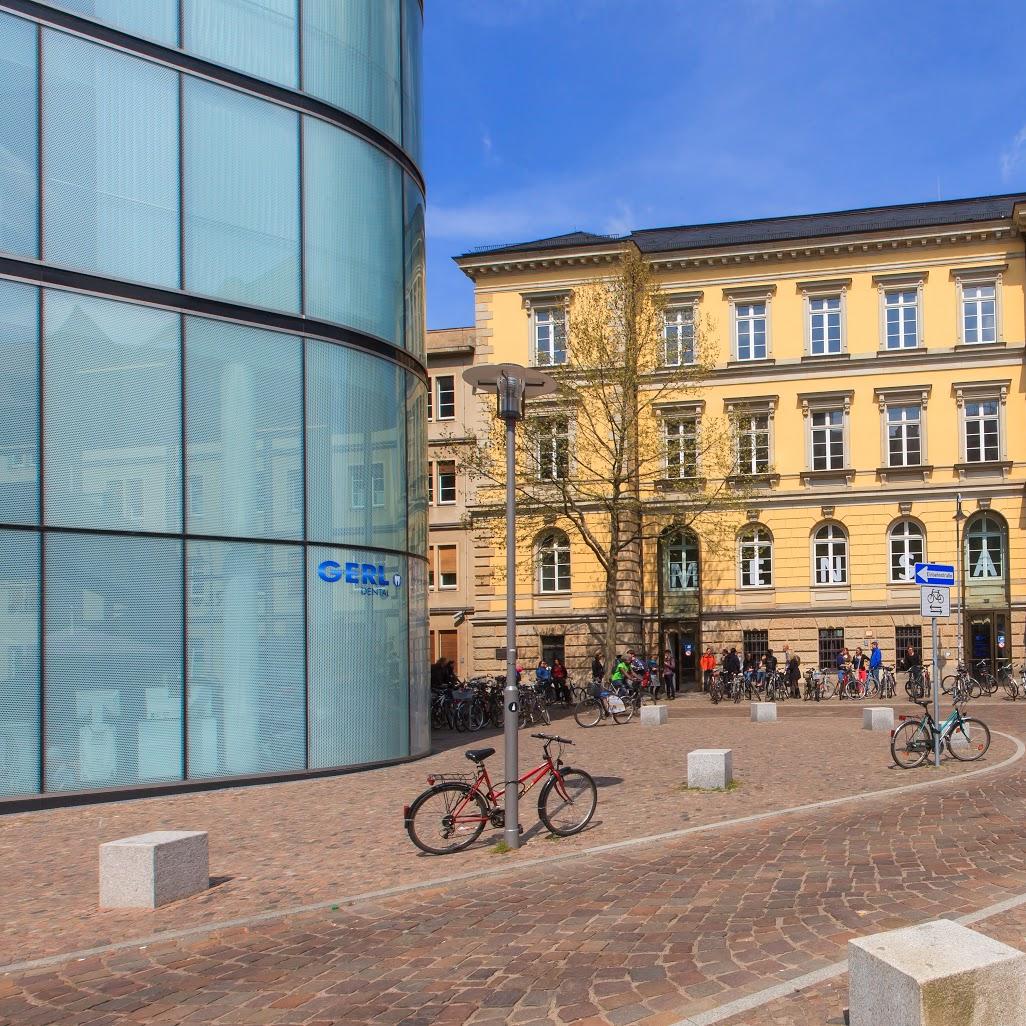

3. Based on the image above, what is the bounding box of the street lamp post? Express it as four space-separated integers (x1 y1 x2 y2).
954 493 966 668
462 363 556 849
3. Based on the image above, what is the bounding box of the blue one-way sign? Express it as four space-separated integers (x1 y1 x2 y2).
914 562 955 587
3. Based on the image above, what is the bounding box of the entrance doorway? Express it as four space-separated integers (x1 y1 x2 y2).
965 611 1008 677
663 623 699 691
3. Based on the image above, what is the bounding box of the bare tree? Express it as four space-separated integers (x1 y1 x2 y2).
456 244 752 677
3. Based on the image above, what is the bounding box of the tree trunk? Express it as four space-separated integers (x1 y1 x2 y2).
603 562 619 683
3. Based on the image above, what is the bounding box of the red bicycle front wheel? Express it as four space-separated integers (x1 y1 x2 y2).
406 783 489 855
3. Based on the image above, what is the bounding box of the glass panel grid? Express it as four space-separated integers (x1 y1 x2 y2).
886 405 921 467
809 295 841 355
41 1 178 45
735 302 766 361
885 289 918 349
0 12 39 259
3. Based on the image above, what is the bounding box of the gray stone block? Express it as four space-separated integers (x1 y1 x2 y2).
849 919 1026 1025
640 704 668 726
750 702 777 722
688 749 732 789
99 831 208 909
863 706 895 731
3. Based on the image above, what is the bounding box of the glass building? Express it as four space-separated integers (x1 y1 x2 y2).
0 0 430 802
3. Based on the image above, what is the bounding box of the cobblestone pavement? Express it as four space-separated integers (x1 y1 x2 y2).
0 700 1022 1026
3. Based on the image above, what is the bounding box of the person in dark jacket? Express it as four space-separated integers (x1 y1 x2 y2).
591 651 604 682
552 657 571 705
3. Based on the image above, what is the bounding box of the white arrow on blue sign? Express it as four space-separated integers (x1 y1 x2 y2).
913 562 955 587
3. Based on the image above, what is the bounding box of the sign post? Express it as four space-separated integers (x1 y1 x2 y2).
916 564 954 768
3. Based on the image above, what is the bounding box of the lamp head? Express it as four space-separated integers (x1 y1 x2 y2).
462 363 557 422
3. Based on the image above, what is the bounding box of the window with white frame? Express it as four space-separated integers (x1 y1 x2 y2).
435 375 455 419
964 400 1000 463
966 514 1004 580
427 460 434 504
809 295 842 355
426 382 433 420
961 283 997 344
886 405 922 467
537 532 571 592
811 409 844 470
735 302 767 361
536 417 569 481
534 306 567 366
663 306 695 366
889 520 924 583
666 531 699 591
436 460 456 504
884 289 919 349
437 544 458 589
738 526 772 588
664 418 698 479
813 523 848 585
735 413 770 474
350 462 385 509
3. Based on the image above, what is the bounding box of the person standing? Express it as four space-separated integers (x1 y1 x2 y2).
786 649 801 697
700 647 716 692
661 648 677 700
551 657 570 705
869 640 883 691
836 647 850 698
591 650 604 683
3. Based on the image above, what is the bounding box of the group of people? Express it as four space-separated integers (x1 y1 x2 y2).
703 645 803 694
590 648 680 698
533 657 572 704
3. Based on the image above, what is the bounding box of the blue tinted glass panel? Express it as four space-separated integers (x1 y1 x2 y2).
43 31 180 289
185 318 303 540
302 0 400 141
403 176 425 360
0 530 40 796
44 291 182 533
308 547 408 767
184 79 300 312
44 532 183 792
187 540 304 778
0 13 39 258
184 0 298 87
304 119 403 342
306 341 406 550
405 373 427 557
0 281 39 524
407 556 429 757
42 1 177 45
400 0 422 163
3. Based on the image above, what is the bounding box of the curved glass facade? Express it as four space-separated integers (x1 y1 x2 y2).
0 2 428 800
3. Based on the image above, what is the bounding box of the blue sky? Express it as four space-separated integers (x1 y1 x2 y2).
423 0 1026 329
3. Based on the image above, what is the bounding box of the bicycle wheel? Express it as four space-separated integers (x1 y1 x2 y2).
941 675 957 698
574 697 603 728
946 717 991 761
891 720 931 769
406 783 489 855
820 677 836 700
612 696 635 724
538 701 551 726
538 769 598 836
466 699 485 732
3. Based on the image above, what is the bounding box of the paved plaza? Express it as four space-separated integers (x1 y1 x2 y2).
1 697 1024 1025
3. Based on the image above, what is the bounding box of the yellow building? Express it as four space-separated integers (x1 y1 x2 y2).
451 194 1026 687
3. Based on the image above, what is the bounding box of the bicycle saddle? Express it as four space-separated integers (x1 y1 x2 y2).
465 747 495 763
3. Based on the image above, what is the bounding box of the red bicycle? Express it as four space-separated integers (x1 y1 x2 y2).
404 733 597 855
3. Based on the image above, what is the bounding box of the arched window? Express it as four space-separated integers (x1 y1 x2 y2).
966 514 1004 580
537 531 571 593
889 519 925 582
738 526 772 588
813 523 848 585
666 531 699 591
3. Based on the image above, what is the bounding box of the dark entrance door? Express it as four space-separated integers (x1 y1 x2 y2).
663 623 699 691
965 612 1008 678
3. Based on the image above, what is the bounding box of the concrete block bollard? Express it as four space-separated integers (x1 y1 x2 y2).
640 704 668 726
849 919 1026 1026
862 706 895 731
100 831 209 909
688 749 732 790
750 702 777 722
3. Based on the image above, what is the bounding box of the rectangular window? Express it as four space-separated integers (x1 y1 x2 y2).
427 544 434 589
537 418 569 481
962 284 996 344
426 380 433 420
43 1 178 45
964 400 1000 463
435 375 455 419
534 307 566 366
349 462 385 509
811 409 844 470
663 306 694 366
0 280 39 525
735 302 767 361
541 634 565 667
809 295 841 355
818 627 845 670
742 629 768 665
665 418 697 479
437 629 458 666
0 12 39 259
427 460 434 505
438 544 457 589
895 625 922 661
887 405 922 467
436 461 456 504
736 414 769 475
885 289 918 349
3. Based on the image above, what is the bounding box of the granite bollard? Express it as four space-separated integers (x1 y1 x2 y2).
640 704 668 726
687 749 732 790
750 701 777 722
99 831 209 909
863 706 894 731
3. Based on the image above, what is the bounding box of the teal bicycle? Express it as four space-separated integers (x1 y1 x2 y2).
890 701 991 768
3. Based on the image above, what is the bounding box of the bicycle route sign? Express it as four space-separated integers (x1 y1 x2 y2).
913 562 955 586
920 586 950 618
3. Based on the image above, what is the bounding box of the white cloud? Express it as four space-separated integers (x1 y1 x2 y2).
1001 125 1026 182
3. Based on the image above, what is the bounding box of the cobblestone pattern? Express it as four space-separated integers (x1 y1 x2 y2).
0 700 1005 963
0 704 1022 1026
